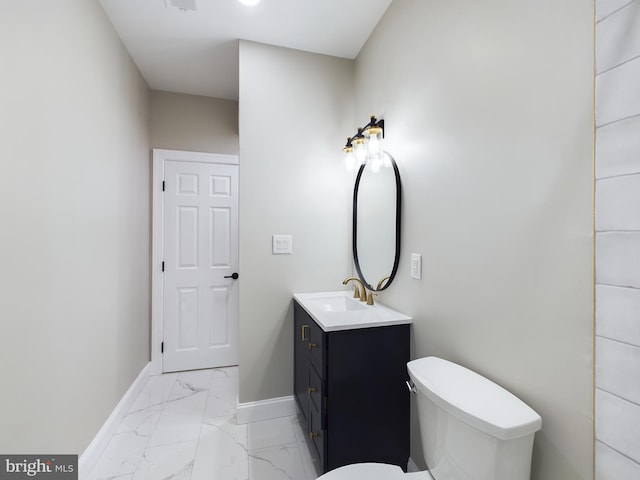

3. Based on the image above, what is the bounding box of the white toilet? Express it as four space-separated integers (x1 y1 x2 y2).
318 356 542 480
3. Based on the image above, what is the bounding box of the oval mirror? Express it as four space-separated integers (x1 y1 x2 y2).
353 153 401 291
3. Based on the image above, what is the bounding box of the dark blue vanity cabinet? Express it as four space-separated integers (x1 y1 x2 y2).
293 300 410 474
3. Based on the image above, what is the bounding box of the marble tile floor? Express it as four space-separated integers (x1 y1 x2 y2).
87 367 321 480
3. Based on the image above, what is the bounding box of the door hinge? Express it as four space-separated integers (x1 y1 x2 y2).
161 342 164 353
162 261 165 272
162 180 165 191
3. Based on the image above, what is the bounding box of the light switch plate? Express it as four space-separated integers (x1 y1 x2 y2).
411 253 422 280
273 235 293 254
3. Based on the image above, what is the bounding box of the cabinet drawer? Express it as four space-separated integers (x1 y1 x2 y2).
308 363 323 412
308 399 324 465
295 301 325 374
306 317 324 374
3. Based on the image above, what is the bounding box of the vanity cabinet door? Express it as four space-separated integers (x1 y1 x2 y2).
325 325 410 470
309 399 324 464
308 362 323 412
294 301 326 466
294 302 311 422
306 316 324 374
293 299 410 474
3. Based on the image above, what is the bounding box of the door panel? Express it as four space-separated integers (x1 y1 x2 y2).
177 206 199 268
163 160 239 372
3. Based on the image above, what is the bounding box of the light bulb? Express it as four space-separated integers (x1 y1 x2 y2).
344 148 356 171
354 137 367 165
370 152 383 173
365 126 383 156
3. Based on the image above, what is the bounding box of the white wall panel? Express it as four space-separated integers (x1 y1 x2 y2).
596 389 640 464
596 337 640 403
596 441 640 480
596 57 640 126
596 285 640 346
597 232 640 287
598 0 636 20
596 2 640 476
596 174 640 231
597 1 640 73
595 116 640 179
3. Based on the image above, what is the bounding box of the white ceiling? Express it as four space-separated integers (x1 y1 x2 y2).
99 0 392 101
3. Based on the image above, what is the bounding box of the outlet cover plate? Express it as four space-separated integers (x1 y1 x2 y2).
273 235 293 254
411 253 422 280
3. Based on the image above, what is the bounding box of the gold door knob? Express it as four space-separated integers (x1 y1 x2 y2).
308 343 317 350
308 387 317 395
309 432 319 439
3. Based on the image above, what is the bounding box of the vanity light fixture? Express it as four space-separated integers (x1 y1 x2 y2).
343 116 385 170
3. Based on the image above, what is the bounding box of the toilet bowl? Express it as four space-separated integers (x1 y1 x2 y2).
317 357 542 480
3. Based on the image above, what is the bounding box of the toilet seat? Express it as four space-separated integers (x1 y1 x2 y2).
316 463 434 480
317 463 405 480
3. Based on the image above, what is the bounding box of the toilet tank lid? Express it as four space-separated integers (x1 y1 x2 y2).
407 357 542 440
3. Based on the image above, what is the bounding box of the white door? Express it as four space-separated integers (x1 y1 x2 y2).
162 159 239 372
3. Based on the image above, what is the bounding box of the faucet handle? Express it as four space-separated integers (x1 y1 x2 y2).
352 285 360 298
366 291 377 305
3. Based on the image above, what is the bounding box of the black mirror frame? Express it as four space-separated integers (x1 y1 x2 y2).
352 153 402 291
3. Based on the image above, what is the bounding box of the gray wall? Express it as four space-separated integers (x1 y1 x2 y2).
236 3 595 478
595 1 640 478
150 91 239 154
237 41 354 403
354 1 594 479
0 0 150 453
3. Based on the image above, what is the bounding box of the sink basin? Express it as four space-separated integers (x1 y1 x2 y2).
293 290 412 332
304 294 368 313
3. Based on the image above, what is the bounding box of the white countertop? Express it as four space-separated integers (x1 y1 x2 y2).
293 290 412 332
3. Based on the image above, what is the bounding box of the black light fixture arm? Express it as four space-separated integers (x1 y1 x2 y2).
344 116 385 149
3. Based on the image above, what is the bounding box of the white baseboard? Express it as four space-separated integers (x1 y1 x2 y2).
236 395 297 425
78 362 152 479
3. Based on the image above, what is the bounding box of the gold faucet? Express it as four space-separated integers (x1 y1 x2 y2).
376 276 391 290
342 277 367 302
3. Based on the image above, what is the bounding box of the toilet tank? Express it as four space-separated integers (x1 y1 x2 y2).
407 357 542 480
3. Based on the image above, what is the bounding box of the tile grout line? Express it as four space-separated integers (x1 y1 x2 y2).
596 112 640 129
596 53 640 76
595 171 640 181
597 438 640 467
596 334 640 350
596 282 640 291
596 0 638 23
596 386 640 409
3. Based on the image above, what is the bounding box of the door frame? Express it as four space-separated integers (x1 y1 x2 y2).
151 149 239 375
